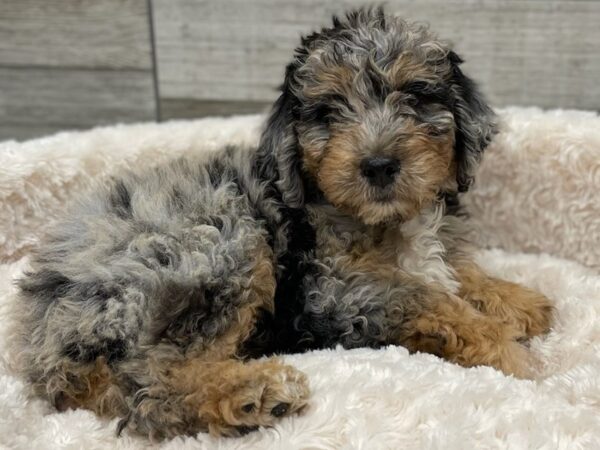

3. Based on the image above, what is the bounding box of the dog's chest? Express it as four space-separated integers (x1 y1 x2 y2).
309 205 459 293
394 208 460 293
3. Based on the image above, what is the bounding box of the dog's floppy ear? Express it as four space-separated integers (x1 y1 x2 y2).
448 51 498 192
255 62 305 207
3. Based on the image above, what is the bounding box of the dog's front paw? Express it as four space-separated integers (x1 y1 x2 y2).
519 291 554 337
484 283 554 338
196 361 310 437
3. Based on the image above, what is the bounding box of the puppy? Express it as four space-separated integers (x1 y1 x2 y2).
13 7 553 440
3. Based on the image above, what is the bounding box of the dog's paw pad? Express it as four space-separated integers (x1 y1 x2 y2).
241 403 256 413
270 402 289 417
235 425 259 435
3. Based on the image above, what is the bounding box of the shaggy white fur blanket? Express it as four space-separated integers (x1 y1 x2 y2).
1 108 599 449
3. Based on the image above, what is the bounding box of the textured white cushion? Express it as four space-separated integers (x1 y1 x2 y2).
465 107 600 271
1 109 599 449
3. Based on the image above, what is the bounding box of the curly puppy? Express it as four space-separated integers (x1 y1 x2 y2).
13 7 553 440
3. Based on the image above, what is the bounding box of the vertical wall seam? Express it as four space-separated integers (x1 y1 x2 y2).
147 0 162 122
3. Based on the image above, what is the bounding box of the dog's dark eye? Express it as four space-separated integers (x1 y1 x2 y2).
313 104 334 125
403 81 451 107
307 95 354 126
298 104 332 125
403 80 431 95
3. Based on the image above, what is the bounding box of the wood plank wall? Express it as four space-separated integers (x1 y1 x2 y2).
0 0 156 141
1 0 599 141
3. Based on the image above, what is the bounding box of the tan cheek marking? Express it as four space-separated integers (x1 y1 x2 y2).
397 125 454 191
318 148 356 190
315 126 367 212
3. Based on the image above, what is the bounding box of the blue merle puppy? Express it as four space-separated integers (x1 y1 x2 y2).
13 7 553 440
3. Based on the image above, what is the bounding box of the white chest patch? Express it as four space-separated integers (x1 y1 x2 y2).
396 206 460 294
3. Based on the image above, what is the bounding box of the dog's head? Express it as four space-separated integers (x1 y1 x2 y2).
257 7 496 225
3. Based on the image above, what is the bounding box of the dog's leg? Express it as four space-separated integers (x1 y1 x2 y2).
398 293 534 378
47 355 308 440
454 262 553 338
122 234 310 441
121 357 309 440
295 259 535 378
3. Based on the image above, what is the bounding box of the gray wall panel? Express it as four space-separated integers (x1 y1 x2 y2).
152 0 600 119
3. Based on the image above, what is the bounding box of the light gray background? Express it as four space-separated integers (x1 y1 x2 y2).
1 0 599 141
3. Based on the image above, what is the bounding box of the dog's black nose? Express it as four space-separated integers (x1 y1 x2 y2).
360 157 400 188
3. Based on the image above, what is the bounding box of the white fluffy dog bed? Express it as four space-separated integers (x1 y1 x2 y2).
1 108 599 449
